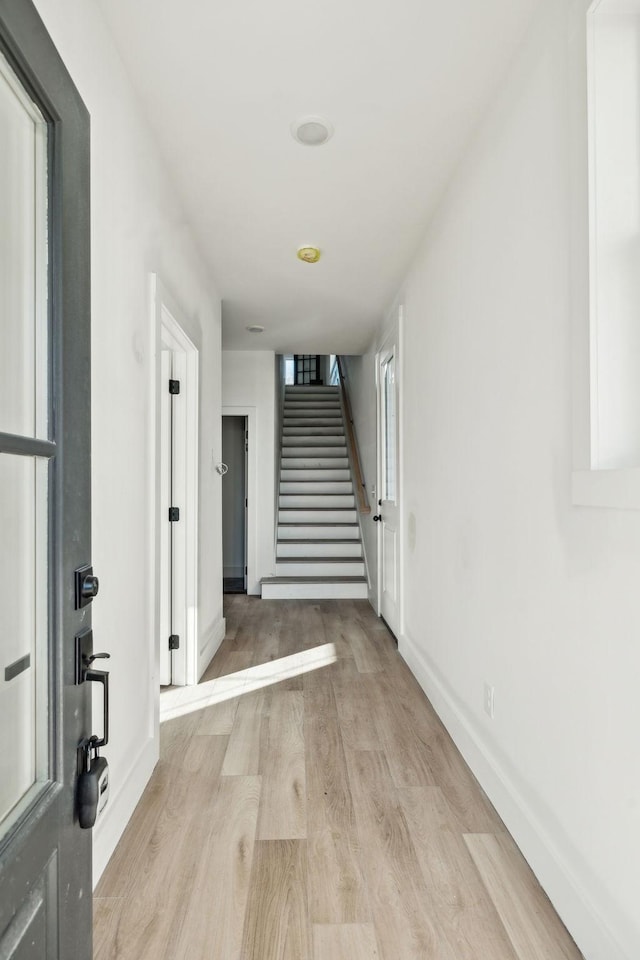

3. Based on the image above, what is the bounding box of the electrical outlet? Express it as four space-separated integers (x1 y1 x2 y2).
484 683 495 719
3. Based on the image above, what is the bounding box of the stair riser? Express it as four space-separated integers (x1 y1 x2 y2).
282 437 346 448
262 581 368 600
277 542 362 558
279 509 357 523
284 400 342 417
284 405 341 413
285 398 341 404
280 481 353 494
283 418 343 427
284 396 340 404
278 525 360 540
279 495 355 509
280 470 351 482
283 398 340 405
281 458 349 469
285 387 339 394
275 561 365 577
283 428 344 437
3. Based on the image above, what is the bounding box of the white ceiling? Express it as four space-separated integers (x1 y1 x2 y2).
97 0 545 354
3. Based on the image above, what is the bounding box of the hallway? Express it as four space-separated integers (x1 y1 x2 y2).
93 597 582 960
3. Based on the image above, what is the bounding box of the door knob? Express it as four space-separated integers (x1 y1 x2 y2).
373 515 382 522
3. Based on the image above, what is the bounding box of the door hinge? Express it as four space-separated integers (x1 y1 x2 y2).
245 566 248 575
169 634 180 650
169 379 180 395
245 498 248 507
168 507 180 522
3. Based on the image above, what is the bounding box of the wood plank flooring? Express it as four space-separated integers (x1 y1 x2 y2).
94 596 583 960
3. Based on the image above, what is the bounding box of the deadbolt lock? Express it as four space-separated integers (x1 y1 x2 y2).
75 564 99 609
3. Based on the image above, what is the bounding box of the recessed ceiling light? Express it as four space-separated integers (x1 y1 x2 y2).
297 246 321 264
246 324 265 333
291 116 334 147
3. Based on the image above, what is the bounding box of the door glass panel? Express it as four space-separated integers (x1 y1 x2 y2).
0 50 49 838
294 354 320 385
0 454 48 829
383 355 397 502
0 51 48 439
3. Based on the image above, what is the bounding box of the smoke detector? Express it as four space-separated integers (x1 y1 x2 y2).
291 116 334 147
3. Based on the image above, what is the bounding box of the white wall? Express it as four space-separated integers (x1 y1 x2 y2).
33 0 223 883
388 3 640 959
222 351 276 591
342 353 379 608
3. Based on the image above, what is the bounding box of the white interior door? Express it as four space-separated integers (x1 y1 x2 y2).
159 348 172 685
159 344 188 685
377 336 401 636
170 349 189 683
244 419 249 592
155 292 199 688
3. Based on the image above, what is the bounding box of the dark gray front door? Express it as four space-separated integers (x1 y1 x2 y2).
0 1 93 957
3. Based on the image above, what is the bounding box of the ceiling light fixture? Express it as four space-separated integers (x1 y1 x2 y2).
246 324 265 333
291 116 334 147
297 246 321 264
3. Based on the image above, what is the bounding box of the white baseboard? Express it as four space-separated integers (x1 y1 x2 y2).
399 630 634 960
197 615 226 680
92 734 158 888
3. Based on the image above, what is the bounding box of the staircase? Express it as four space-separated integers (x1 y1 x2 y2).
261 384 368 600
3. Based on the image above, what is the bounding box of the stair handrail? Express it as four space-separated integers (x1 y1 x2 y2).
336 356 371 515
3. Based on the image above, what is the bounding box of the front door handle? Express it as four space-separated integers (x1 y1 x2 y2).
75 630 111 747
85 656 110 748
75 630 111 828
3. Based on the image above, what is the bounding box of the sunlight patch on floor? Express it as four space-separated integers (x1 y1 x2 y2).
160 643 338 722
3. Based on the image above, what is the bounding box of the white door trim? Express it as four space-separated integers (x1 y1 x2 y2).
222 406 258 594
150 274 200 688
376 306 405 637
398 306 405 638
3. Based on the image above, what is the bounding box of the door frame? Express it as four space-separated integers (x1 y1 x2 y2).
222 406 258 593
376 306 405 637
150 275 199 688
221 414 248 591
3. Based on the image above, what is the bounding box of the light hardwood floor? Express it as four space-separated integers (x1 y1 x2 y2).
93 596 583 960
